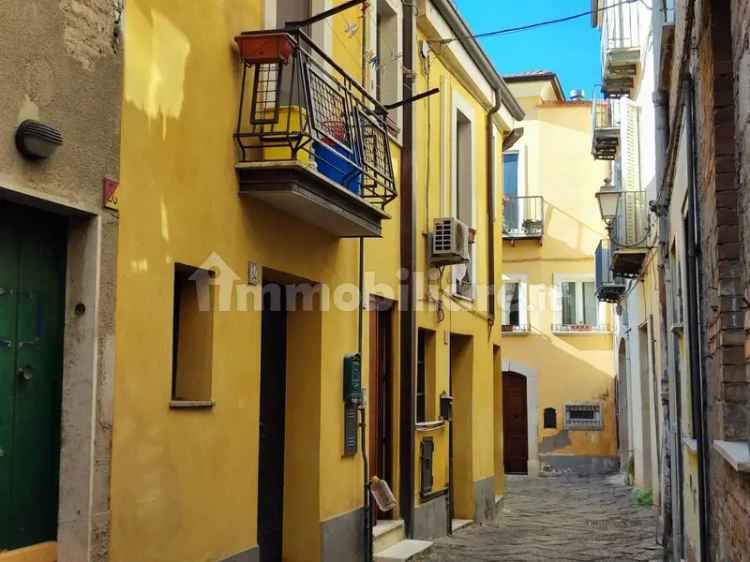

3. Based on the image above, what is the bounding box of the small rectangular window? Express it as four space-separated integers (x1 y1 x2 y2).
564 403 603 430
171 263 215 404
503 282 520 326
557 278 601 328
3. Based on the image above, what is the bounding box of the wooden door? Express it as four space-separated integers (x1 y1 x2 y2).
502 372 528 474
0 201 67 550
369 298 392 523
258 287 287 562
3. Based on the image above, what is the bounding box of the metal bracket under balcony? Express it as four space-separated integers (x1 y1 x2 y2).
233 29 397 238
611 248 648 278
596 240 626 302
237 161 389 237
503 196 544 244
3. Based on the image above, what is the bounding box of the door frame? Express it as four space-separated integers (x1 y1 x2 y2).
0 190 117 560
369 296 394 523
501 360 539 476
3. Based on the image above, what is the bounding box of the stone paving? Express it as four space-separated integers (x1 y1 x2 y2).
416 474 664 562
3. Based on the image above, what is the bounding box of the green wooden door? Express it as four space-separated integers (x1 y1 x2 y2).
0 201 66 550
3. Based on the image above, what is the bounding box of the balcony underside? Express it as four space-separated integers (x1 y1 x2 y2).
597 284 626 303
612 248 648 278
592 128 619 160
604 48 639 97
236 161 389 238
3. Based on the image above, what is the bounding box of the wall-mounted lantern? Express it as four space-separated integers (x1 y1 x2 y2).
595 178 621 227
15 120 63 160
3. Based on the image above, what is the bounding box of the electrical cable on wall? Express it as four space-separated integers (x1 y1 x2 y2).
429 0 639 44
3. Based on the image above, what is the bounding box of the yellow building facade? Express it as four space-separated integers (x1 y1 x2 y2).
499 73 618 477
106 2 522 562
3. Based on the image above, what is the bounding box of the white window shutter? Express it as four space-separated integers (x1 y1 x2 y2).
619 98 641 244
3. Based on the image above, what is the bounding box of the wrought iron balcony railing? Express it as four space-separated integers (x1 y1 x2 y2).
610 190 650 277
595 239 626 302
234 29 397 211
591 91 620 160
503 196 544 240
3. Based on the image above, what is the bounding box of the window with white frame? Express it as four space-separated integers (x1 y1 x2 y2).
375 0 402 135
554 275 604 331
452 98 474 299
564 403 603 430
502 275 527 331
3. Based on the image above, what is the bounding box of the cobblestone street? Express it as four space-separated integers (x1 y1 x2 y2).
417 475 664 562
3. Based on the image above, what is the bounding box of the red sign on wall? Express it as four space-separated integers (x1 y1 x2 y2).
103 177 119 211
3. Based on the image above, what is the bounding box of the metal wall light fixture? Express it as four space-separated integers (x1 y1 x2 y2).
595 178 621 227
15 119 63 160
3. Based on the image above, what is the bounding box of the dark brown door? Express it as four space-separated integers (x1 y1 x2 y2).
258 286 287 562
503 372 528 474
369 298 392 523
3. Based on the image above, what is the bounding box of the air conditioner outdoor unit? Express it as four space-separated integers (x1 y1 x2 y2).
429 217 470 265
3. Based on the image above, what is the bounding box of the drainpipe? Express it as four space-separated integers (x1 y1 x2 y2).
684 76 710 562
652 87 672 555
486 90 502 328
399 0 417 539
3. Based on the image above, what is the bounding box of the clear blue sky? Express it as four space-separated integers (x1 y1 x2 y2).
454 0 602 99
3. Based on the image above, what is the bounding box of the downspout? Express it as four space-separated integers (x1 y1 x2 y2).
486 90 502 329
399 0 417 539
652 88 672 554
685 75 710 562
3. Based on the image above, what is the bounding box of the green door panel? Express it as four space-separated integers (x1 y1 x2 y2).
0 201 66 550
0 212 20 547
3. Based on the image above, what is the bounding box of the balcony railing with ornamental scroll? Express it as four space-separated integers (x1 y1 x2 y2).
233 29 396 237
611 190 650 277
503 196 544 241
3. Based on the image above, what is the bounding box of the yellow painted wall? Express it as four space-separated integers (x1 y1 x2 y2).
112 2 403 562
409 25 509 515
501 86 617 464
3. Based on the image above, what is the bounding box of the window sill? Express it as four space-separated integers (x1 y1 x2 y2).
169 400 215 410
416 420 447 431
682 437 698 455
713 440 750 473
552 330 611 337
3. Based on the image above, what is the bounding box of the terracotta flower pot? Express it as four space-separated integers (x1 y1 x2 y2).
235 32 295 65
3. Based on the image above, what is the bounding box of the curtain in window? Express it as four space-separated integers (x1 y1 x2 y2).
561 282 577 325
583 281 598 325
504 282 520 326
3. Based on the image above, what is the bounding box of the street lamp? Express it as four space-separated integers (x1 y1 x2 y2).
595 178 621 227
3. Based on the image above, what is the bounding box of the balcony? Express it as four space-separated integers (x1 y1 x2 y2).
234 30 397 238
502 324 530 336
595 239 626 302
611 190 649 278
592 93 620 161
551 323 610 335
503 196 544 243
600 1 641 98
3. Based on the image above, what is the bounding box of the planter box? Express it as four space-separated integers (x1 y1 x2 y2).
235 32 295 65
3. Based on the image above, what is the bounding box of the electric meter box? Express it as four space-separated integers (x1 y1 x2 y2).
343 353 362 404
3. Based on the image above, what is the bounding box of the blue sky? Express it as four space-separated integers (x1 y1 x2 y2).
454 0 602 99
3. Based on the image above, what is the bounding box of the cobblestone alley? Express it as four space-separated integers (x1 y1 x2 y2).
417 475 664 562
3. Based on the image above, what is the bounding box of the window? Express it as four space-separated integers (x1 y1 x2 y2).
376 0 401 134
504 282 521 326
555 276 602 330
543 408 557 429
453 104 474 299
171 263 215 405
503 152 519 231
565 403 603 430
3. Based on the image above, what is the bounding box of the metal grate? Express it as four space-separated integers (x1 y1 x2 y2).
432 219 454 254
250 63 282 125
565 403 603 430
307 67 353 152
343 405 358 456
357 110 395 196
420 437 434 497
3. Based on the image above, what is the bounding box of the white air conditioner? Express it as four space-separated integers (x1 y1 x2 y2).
429 217 470 266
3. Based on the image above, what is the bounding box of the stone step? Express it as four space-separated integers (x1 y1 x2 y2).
374 539 433 562
372 519 405 554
